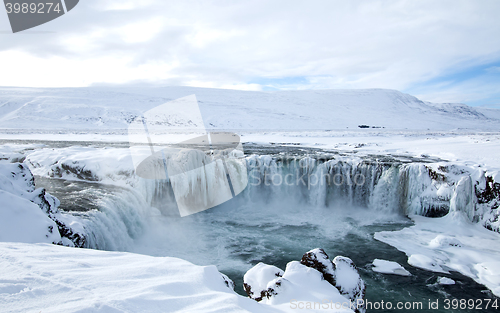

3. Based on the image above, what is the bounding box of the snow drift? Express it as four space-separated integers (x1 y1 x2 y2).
0 163 85 247
0 242 269 313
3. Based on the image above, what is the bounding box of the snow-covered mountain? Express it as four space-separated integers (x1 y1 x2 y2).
0 86 499 131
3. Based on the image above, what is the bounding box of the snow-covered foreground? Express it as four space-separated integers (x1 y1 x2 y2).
375 213 500 297
0 242 364 313
0 242 264 313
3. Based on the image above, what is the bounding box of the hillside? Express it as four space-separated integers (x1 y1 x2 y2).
0 86 499 132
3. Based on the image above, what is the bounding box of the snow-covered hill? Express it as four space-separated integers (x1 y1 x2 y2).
0 86 499 131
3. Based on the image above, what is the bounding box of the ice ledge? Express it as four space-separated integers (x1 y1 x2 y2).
374 213 500 297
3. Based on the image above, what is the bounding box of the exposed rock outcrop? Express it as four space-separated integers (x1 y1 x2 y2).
475 175 500 233
301 249 366 313
243 248 366 313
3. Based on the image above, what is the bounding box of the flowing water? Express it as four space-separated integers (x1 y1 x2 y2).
32 144 498 313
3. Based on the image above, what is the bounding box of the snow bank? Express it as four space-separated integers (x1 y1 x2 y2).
0 242 257 313
0 163 86 247
371 259 411 276
0 190 60 243
0 242 365 313
375 213 500 297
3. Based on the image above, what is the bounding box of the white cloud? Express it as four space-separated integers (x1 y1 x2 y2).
0 50 179 87
0 0 499 104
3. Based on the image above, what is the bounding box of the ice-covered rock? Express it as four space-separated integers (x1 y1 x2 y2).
332 256 366 312
221 273 235 290
243 262 284 301
0 163 86 247
300 248 337 285
243 249 365 313
372 259 411 276
475 175 500 233
0 162 35 195
300 249 365 311
437 277 456 285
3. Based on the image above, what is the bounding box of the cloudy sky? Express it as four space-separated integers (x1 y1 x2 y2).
1 0 500 107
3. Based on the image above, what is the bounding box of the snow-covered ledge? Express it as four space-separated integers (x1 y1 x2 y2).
0 163 86 247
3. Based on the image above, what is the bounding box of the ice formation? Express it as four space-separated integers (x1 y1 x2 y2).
437 277 456 285
371 259 411 276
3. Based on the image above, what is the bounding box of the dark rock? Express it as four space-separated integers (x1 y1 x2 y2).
300 248 336 286
301 249 366 313
221 273 235 291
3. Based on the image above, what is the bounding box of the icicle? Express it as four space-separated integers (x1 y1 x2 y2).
449 175 477 222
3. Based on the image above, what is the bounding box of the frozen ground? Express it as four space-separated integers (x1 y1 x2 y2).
0 242 284 313
1 86 499 172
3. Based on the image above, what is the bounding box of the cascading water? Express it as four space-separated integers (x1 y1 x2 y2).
236 155 453 217
39 152 490 252
31 148 499 312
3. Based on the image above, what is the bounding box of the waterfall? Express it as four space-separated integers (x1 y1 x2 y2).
239 156 449 216
30 153 499 250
